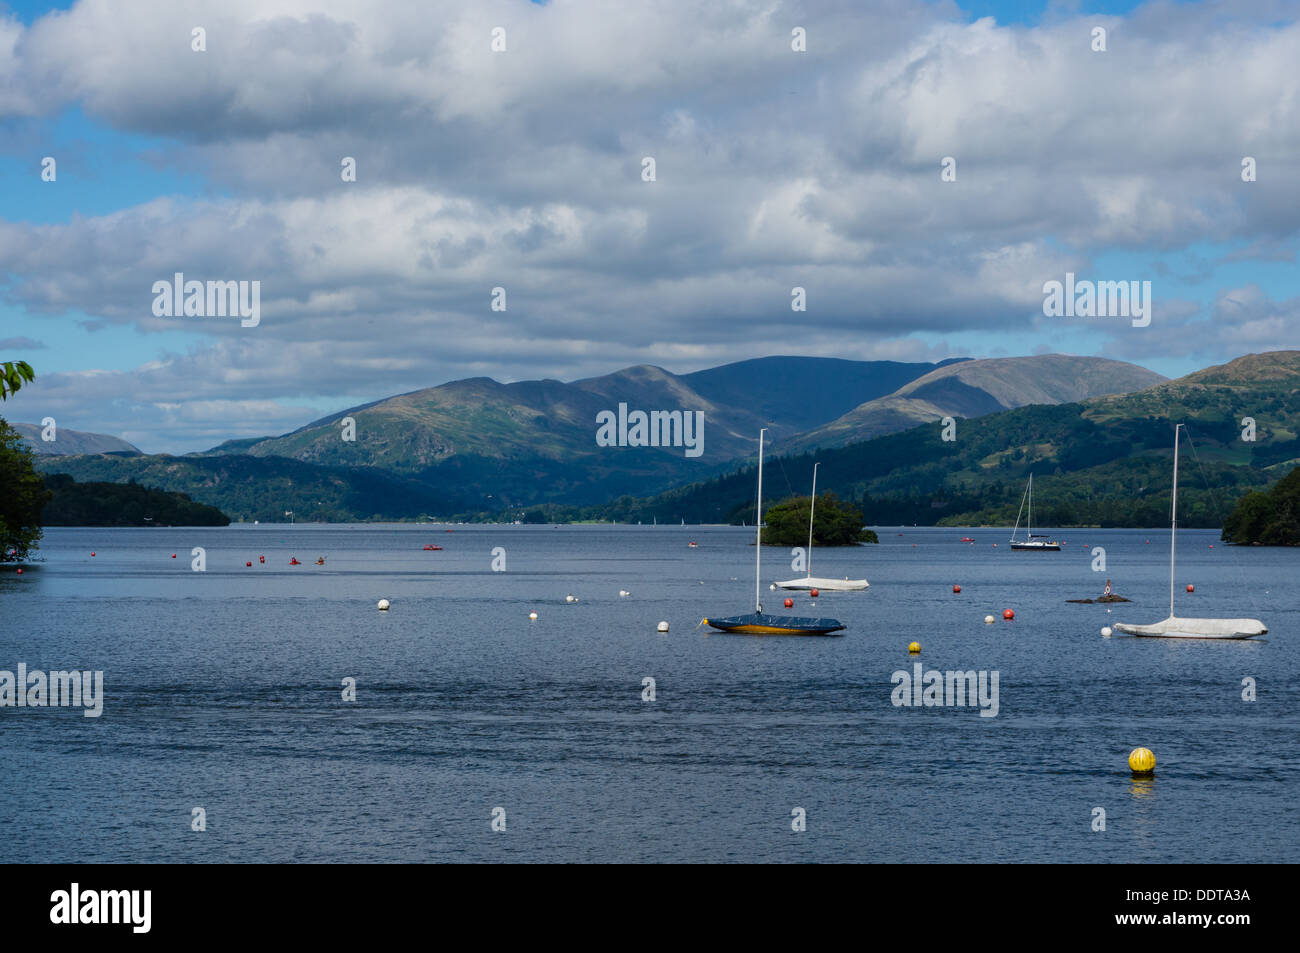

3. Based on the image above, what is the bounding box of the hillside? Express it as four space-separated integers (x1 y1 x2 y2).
12 423 141 456
41 473 230 526
785 355 1166 451
33 453 462 523
587 351 1300 529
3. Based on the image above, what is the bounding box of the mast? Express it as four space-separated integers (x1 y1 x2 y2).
1027 473 1033 537
1170 424 1180 617
755 429 766 613
806 462 819 578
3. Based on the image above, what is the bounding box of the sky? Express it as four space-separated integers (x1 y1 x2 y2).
1 0 1298 454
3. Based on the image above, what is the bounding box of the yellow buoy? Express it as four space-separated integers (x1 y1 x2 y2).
908 641 921 654
1128 747 1156 774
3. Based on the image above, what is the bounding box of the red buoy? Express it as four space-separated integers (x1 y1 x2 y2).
91 552 96 556
1002 608 1015 620
783 597 794 608
171 553 177 558
15 568 22 574
810 588 820 597
259 555 265 563
952 585 962 593
1186 584 1194 592
246 561 252 567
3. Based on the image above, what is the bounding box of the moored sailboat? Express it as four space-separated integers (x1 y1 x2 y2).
1114 424 1266 639
705 431 846 635
773 462 868 591
1009 474 1060 550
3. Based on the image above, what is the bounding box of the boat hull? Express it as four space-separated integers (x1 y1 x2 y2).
772 577 868 591
705 612 845 636
1010 542 1060 551
1114 616 1267 639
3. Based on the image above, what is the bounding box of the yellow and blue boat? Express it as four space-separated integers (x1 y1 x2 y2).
705 429 846 637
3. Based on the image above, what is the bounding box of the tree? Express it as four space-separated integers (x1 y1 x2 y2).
0 416 52 562
761 492 878 546
1222 469 1300 545
1 361 35 400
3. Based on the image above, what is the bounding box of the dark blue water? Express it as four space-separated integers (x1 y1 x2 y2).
2 524 1296 862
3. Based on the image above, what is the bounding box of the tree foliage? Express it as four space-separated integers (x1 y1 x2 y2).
0 415 52 562
760 492 878 545
1222 467 1300 545
1 361 35 400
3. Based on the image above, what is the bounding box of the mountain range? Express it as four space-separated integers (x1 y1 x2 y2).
15 351 1196 522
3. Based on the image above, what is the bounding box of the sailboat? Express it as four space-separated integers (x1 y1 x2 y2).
1009 474 1060 550
773 462 868 591
1114 424 1266 639
704 431 846 635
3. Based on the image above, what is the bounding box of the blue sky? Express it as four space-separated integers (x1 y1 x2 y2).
1 0 1297 452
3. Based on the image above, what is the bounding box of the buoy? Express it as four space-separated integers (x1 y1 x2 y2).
528 611 538 621
1101 626 1112 637
619 590 630 597
984 615 995 624
952 585 962 593
810 588 819 597
1128 747 1156 774
171 553 177 559
246 561 252 567
783 597 794 608
378 599 390 610
259 555 265 563
769 583 776 590
1002 608 1015 620
15 568 22 575
565 594 577 603
908 641 921 654
657 621 669 633
1186 584 1194 592
91 552 95 557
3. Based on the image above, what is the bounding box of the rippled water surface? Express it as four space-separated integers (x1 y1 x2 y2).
2 524 1295 862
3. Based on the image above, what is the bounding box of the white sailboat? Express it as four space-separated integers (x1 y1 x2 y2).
773 462 869 591
1114 424 1266 639
1009 474 1060 550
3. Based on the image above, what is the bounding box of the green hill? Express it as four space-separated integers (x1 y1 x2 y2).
586 351 1300 529
42 474 230 526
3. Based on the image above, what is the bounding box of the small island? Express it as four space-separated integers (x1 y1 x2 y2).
760 492 879 545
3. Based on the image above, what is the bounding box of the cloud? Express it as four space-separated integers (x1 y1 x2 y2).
1 0 1298 449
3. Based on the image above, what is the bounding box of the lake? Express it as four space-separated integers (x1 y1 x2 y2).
1 524 1295 862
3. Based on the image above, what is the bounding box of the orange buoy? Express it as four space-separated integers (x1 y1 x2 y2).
1002 608 1015 620
952 585 962 593
1186 584 1194 592
810 588 820 597
783 597 794 608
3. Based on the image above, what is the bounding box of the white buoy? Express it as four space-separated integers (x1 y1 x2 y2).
565 594 577 603
377 599 390 611
657 621 669 633
529 611 538 621
619 590 630 597
984 615 995 624
1101 626 1112 637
